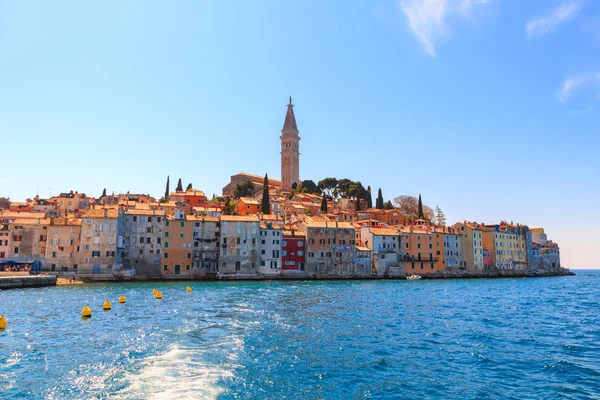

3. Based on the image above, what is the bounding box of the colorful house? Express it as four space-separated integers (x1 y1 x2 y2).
119 209 166 277
218 215 260 277
44 217 82 273
452 221 484 273
80 208 119 276
360 226 403 277
400 226 440 275
281 230 306 275
237 197 261 216
190 215 220 278
161 211 194 279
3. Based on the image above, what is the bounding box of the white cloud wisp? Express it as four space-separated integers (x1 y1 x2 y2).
399 0 493 57
557 72 600 103
526 1 584 38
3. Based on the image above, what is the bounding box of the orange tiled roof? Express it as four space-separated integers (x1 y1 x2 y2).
220 215 259 222
369 227 399 236
81 208 119 218
186 215 219 222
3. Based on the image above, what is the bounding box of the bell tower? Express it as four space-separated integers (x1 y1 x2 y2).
280 97 300 191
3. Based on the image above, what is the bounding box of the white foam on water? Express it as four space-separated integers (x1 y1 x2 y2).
116 344 235 400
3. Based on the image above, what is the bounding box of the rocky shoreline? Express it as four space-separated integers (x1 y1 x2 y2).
70 268 574 283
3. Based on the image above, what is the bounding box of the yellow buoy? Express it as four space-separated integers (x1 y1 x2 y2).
81 306 92 318
155 291 163 299
152 288 158 295
0 315 6 329
103 300 112 310
186 286 192 293
118 295 126 303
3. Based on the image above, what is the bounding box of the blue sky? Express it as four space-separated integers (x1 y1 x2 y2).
0 1 599 268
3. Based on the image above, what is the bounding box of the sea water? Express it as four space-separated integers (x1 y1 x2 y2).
1 271 599 399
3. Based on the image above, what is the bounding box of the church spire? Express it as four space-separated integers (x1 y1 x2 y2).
282 96 298 132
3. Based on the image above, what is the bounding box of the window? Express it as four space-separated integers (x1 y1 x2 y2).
180 221 184 227
273 250 280 258
52 252 57 258
187 253 191 259
429 243 432 249
164 242 169 248
180 233 184 238
158 217 162 223
235 261 241 271
282 250 287 256
261 249 265 255
236 238 241 244
309 239 314 245
133 216 137 222
165 232 169 237
164 252 169 259
108 237 115 245
222 261 226 269
298 251 304 256
166 220 170 227
298 241 304 247
420 262 424 269
270 261 278 269
148 217 152 223
308 252 314 257
431 262 434 269
92 251 100 257
186 265 190 271
418 243 421 249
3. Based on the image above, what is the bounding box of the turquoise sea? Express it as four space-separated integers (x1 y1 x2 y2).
1 271 599 399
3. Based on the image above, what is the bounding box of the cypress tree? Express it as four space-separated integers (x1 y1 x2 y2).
418 194 425 220
101 188 107 198
186 183 193 191
376 188 384 209
261 174 271 214
320 193 328 214
164 176 170 200
176 178 183 192
366 186 373 208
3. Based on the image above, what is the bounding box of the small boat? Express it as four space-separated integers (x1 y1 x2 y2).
407 274 422 280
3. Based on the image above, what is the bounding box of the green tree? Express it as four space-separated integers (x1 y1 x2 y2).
261 174 271 214
384 200 394 210
297 180 319 194
221 196 237 215
320 193 328 214
186 183 193 191
418 194 425 220
435 206 446 226
318 178 339 199
163 176 170 202
233 179 255 199
376 188 384 209
291 182 298 190
101 188 107 198
176 178 183 192
366 186 373 208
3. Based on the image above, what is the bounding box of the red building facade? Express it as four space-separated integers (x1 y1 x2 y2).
282 231 305 271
